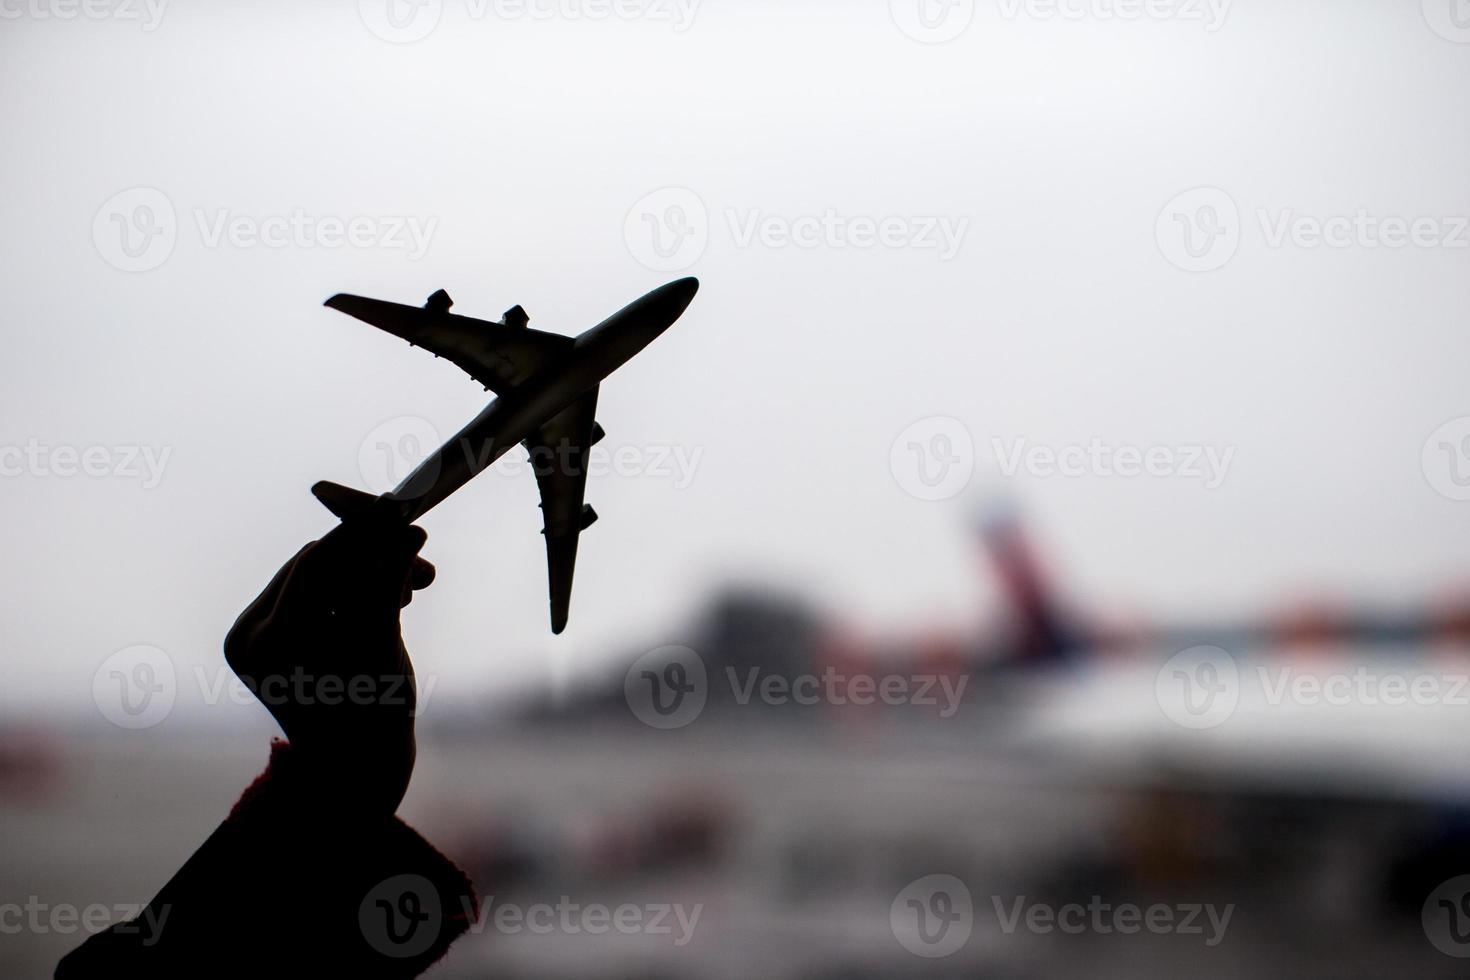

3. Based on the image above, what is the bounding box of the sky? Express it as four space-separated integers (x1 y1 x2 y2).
3 0 1470 720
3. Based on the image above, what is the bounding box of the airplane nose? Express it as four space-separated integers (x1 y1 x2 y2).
653 277 699 322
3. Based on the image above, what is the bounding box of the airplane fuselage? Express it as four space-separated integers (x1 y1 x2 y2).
388 277 698 522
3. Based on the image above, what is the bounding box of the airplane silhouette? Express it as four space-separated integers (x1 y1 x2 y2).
312 277 700 634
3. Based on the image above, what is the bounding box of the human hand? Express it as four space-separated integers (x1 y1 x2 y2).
223 500 435 817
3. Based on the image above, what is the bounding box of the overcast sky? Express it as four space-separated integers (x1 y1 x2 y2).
4 0 1470 721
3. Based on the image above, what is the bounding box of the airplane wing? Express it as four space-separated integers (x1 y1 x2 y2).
324 293 573 395
526 387 602 634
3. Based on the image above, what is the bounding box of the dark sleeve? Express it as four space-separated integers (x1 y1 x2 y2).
55 740 479 979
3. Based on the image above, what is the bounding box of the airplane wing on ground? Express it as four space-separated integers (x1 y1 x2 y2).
324 293 573 395
526 386 602 634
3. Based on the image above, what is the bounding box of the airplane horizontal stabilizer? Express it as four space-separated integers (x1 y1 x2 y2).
311 480 381 520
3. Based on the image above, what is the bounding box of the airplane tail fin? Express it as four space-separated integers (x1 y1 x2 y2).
311 481 382 521
979 508 1077 667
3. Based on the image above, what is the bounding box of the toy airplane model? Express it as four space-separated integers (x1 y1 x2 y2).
312 277 699 634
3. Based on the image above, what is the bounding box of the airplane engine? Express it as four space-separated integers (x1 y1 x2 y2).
503 305 530 329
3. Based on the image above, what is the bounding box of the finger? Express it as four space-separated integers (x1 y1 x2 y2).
409 556 436 591
315 507 416 579
336 522 428 615
243 542 317 624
